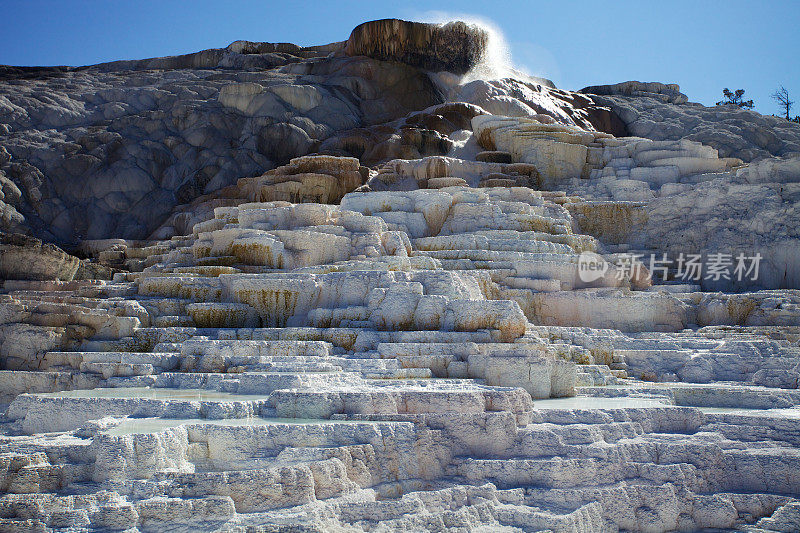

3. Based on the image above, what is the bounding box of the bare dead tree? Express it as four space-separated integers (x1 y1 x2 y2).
771 85 794 120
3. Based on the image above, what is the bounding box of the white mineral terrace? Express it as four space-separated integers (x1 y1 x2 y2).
3 166 800 531
1 29 800 531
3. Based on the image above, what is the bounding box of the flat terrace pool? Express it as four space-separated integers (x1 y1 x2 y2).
104 416 373 436
533 395 800 419
533 397 670 409
36 387 266 401
695 406 800 418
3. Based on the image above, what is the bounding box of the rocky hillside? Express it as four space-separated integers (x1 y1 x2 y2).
2 19 799 288
2 18 800 533
0 19 626 244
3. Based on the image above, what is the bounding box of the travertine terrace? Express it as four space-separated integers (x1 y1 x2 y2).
1 18 800 532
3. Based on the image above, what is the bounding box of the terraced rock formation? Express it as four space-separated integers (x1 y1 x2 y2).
2 18 800 533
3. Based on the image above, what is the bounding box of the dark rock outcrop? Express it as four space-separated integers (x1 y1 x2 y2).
319 102 485 165
345 19 488 74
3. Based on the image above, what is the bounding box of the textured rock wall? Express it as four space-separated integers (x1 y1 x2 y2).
2 19 800 532
581 83 800 161
473 113 800 290
345 19 488 74
0 232 80 280
0 44 440 243
0 20 640 247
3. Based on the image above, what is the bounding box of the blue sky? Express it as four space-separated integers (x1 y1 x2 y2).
2 0 798 114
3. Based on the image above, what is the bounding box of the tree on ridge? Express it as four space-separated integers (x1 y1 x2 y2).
771 85 794 120
716 88 754 109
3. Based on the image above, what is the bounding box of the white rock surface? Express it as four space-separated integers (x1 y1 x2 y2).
1 18 800 533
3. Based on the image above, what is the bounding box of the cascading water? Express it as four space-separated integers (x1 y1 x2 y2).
420 13 517 82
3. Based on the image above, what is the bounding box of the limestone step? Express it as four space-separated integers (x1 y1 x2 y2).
42 352 181 371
